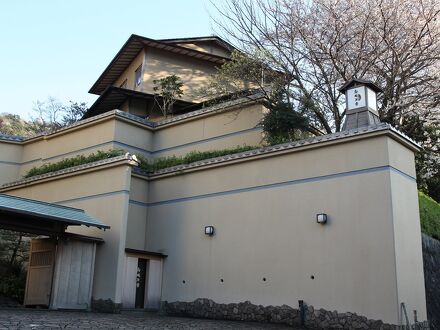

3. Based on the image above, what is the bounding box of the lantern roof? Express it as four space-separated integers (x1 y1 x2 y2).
339 78 383 94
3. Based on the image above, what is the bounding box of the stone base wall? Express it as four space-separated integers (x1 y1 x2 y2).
162 299 300 326
91 299 122 313
162 298 430 329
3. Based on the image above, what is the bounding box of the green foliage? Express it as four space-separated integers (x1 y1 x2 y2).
24 150 125 178
200 50 284 102
260 100 310 145
0 230 31 303
0 272 27 303
419 191 440 240
23 146 261 178
0 113 39 137
0 99 88 139
153 75 184 117
137 145 258 173
32 97 89 134
399 114 440 202
427 176 440 204
62 101 88 125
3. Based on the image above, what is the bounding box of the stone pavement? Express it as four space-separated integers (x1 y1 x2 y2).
0 309 297 329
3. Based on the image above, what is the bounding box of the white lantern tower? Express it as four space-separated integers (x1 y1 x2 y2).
339 79 383 130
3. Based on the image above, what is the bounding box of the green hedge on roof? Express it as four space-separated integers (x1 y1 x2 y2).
23 146 258 178
24 150 125 178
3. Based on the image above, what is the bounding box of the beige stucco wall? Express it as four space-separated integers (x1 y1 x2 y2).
0 141 22 184
0 102 264 185
2 164 132 303
127 135 426 324
143 48 218 103
152 103 265 158
114 50 145 91
0 121 426 323
19 119 117 176
387 138 427 321
113 120 154 157
126 176 149 251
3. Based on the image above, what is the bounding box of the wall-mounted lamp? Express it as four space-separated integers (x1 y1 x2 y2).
204 225 215 236
316 213 328 224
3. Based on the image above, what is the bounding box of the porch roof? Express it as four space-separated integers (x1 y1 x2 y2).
0 194 109 235
83 86 196 119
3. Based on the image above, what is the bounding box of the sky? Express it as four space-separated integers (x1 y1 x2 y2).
0 0 224 119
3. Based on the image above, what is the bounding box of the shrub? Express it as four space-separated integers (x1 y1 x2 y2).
137 145 258 173
23 146 261 178
419 191 440 240
0 270 26 303
24 149 125 178
259 100 310 145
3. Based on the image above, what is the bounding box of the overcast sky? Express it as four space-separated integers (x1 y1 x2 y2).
0 0 222 119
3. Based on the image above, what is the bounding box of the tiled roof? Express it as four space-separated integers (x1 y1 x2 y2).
0 134 25 142
0 193 109 229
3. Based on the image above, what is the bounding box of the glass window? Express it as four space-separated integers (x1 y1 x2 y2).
135 66 142 86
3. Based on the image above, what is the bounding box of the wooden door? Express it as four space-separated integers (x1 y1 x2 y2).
24 238 56 306
145 259 163 310
122 256 163 310
50 240 96 310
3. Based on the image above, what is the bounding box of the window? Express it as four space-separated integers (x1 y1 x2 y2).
134 66 142 87
119 79 127 89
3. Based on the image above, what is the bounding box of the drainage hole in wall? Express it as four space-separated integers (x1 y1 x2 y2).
182 280 186 284
262 277 267 282
310 275 315 280
220 279 224 283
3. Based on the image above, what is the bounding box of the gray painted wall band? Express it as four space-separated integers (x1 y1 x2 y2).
0 160 21 165
55 190 130 205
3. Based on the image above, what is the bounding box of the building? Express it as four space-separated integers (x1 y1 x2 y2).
0 35 427 327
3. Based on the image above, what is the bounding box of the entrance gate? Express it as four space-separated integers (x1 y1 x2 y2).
24 239 56 306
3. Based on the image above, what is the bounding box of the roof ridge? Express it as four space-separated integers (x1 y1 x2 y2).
0 133 25 142
158 36 236 50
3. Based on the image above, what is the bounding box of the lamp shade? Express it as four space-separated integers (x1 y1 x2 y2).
316 213 328 224
204 225 215 236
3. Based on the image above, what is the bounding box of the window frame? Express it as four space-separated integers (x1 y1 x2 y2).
134 65 142 87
